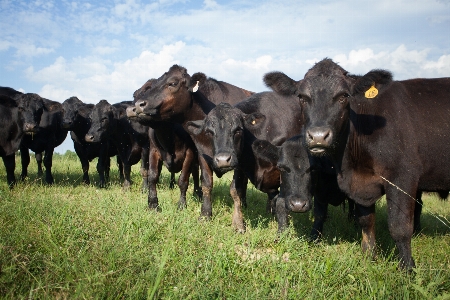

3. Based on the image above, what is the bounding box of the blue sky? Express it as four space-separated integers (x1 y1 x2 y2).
1 0 450 153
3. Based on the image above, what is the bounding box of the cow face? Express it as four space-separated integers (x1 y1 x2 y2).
61 96 84 130
264 59 354 156
252 135 313 213
85 100 116 143
15 93 44 134
134 65 194 122
186 103 265 176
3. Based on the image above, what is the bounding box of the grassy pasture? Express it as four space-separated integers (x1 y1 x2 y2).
0 152 449 299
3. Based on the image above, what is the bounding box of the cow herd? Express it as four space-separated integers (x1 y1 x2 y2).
1 58 450 271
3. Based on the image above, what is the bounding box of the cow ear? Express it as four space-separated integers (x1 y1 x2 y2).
243 112 265 128
252 139 280 164
191 72 207 87
263 72 299 96
185 120 205 136
352 69 393 98
188 80 200 92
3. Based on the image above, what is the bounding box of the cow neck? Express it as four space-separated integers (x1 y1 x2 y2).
181 92 214 127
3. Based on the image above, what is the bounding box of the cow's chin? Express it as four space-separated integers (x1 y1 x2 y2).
213 167 233 178
136 113 160 122
308 146 328 156
24 130 39 135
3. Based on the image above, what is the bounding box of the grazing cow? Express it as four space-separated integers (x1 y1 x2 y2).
0 95 24 187
185 92 303 232
15 93 68 184
133 65 252 227
85 100 148 189
264 58 450 270
62 96 120 186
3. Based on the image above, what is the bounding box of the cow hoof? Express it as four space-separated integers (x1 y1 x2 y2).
177 201 187 210
198 215 211 222
233 222 246 234
148 204 161 212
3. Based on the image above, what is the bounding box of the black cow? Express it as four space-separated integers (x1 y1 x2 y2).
15 93 68 184
264 58 450 270
85 100 148 189
0 95 24 187
134 66 252 228
253 135 358 240
0 88 50 179
185 92 303 232
62 96 121 186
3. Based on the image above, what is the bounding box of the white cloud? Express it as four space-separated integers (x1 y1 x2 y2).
15 44 55 57
333 45 450 79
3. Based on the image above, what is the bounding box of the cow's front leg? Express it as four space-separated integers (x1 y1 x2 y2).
230 169 247 233
43 149 54 184
356 203 376 260
20 146 30 181
199 156 213 220
2 154 16 188
386 185 416 271
148 148 162 211
177 148 196 210
35 152 43 176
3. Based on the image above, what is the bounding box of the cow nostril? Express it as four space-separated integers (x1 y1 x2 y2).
307 131 314 141
139 101 146 108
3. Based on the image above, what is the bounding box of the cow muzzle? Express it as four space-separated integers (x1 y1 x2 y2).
306 127 332 154
285 195 311 213
213 153 235 170
85 134 95 142
24 123 39 134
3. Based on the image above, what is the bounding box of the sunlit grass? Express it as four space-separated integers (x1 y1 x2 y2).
0 152 449 299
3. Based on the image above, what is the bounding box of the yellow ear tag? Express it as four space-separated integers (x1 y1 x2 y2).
365 85 378 99
251 120 256 125
192 81 199 92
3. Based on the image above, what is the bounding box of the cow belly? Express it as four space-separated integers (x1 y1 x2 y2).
337 170 384 206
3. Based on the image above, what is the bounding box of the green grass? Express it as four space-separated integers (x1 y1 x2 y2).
0 152 449 299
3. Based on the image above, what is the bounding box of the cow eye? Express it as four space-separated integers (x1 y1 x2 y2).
168 81 178 87
205 129 214 136
338 93 350 104
18 107 24 112
234 129 243 137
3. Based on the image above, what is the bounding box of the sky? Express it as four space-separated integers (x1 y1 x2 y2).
1 0 450 153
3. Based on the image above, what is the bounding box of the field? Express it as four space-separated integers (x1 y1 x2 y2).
0 152 450 299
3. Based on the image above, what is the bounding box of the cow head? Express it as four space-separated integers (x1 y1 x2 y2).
186 102 265 177
61 96 85 130
85 100 117 143
252 135 313 213
15 93 44 134
134 65 196 122
264 58 392 157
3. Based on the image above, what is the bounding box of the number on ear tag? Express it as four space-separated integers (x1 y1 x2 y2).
365 85 378 99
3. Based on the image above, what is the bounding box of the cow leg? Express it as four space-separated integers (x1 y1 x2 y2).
20 146 30 181
386 186 416 271
199 156 213 220
230 170 247 233
191 160 202 199
35 152 43 176
177 148 196 210
356 203 376 260
310 200 328 242
169 172 176 189
148 148 162 211
267 191 279 215
117 156 124 182
74 144 90 184
43 149 54 184
2 154 16 188
414 191 423 234
96 146 108 188
140 147 149 192
121 161 132 189
275 194 290 233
